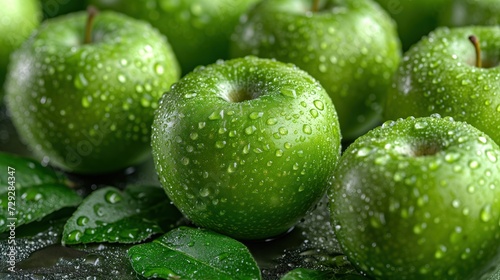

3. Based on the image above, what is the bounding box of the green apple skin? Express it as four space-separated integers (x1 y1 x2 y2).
440 0 500 27
0 0 41 97
384 26 500 146
152 56 342 240
230 0 401 141
329 115 500 280
41 0 87 19
89 0 260 75
374 0 450 51
5 11 180 174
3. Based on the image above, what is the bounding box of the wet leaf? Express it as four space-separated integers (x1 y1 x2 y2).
0 183 82 233
128 226 261 280
0 152 64 195
62 185 182 245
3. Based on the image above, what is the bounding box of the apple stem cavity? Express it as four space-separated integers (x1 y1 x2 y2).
312 0 320 12
84 6 99 44
468 35 482 68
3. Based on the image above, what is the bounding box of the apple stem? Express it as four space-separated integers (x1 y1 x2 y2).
468 35 482 68
312 0 320 12
84 6 99 44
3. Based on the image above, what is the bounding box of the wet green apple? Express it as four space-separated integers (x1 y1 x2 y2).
374 0 449 51
5 8 180 174
440 0 500 27
0 0 41 99
384 26 500 146
230 0 401 140
152 56 342 240
89 0 260 75
329 115 500 279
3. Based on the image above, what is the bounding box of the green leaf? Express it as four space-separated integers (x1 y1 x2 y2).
0 182 82 233
62 185 182 245
128 226 262 280
0 152 64 195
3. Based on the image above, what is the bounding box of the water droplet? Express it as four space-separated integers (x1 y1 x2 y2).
105 190 123 204
467 184 475 193
480 205 492 222
275 149 284 157
313 100 324 110
278 127 288 135
67 230 83 242
199 188 210 197
266 118 278 125
310 109 318 118
444 152 460 163
468 160 479 169
181 157 190 165
81 96 92 108
77 216 89 226
434 245 447 259
356 147 371 158
154 63 165 75
245 126 257 135
93 204 104 217
249 111 263 119
280 88 297 98
117 74 126 83
486 150 498 163
414 121 428 129
190 132 198 140
302 124 312 134
74 73 88 89
215 141 226 148
208 111 222 120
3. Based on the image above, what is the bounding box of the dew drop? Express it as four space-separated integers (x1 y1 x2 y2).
81 96 91 108
105 190 123 204
68 230 83 242
215 141 226 148
414 121 428 129
93 204 104 217
486 150 498 163
117 74 126 83
245 126 257 135
302 124 312 134
468 160 479 169
313 100 324 110
275 149 284 157
249 111 263 120
280 88 297 98
181 157 190 165
77 216 89 226
199 188 210 197
480 205 492 222
356 147 371 158
266 118 278 125
154 63 165 75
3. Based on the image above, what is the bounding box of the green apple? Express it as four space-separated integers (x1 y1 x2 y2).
5 8 180 174
384 26 500 146
374 0 450 51
41 0 87 19
230 0 401 141
440 0 500 27
89 0 260 75
0 0 41 98
152 56 342 240
329 115 500 279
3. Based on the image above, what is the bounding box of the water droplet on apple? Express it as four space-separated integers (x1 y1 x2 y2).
414 121 428 129
302 124 312 134
189 132 198 140
266 118 278 125
486 150 498 163
434 245 447 259
280 88 296 98
356 147 371 158
249 111 263 120
81 96 92 108
468 160 479 169
245 125 257 135
215 141 226 148
199 188 210 198
313 100 324 110
117 74 126 83
181 157 190 165
275 149 284 157
480 205 492 222
154 63 165 75
444 152 460 163
74 73 88 89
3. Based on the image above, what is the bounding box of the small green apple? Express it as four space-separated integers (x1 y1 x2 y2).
374 0 450 51
440 0 500 27
230 0 401 140
330 115 500 279
89 0 260 75
384 26 500 146
0 0 41 98
152 56 342 240
6 8 180 174
41 0 87 19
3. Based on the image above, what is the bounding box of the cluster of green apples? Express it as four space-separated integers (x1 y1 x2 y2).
1 0 500 279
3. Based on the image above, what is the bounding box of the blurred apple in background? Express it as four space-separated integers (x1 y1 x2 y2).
440 0 500 27
89 0 260 75
230 0 401 141
0 0 41 100
374 0 450 51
